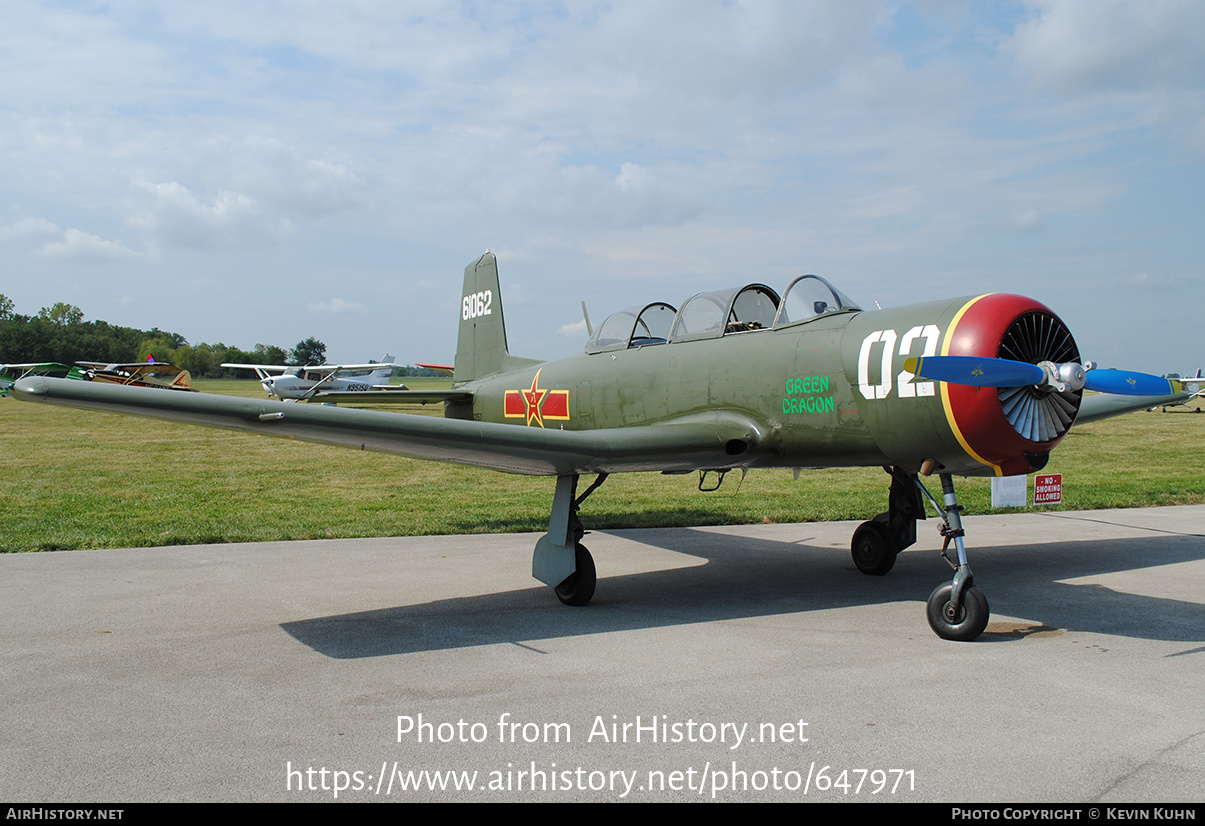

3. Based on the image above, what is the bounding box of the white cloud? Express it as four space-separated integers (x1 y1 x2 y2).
309 298 367 314
1009 0 1205 93
996 209 1046 233
233 137 370 219
38 228 144 262
845 187 926 220
485 157 706 230
2 217 145 261
556 319 588 338
128 179 292 249
1125 271 1185 288
0 217 61 242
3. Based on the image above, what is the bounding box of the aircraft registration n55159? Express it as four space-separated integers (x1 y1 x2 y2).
13 253 1187 640
220 356 396 401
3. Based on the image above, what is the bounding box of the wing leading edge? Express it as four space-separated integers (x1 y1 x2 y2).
13 377 766 476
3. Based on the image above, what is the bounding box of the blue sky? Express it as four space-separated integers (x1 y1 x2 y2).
2 1 1202 371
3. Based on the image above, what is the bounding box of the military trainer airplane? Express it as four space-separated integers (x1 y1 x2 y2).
221 356 396 400
11 253 1188 641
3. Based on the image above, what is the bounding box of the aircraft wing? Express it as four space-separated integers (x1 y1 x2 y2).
313 388 473 404
2 362 73 370
220 362 291 374
13 377 767 476
312 362 394 372
1074 390 1192 425
222 361 393 373
80 361 187 374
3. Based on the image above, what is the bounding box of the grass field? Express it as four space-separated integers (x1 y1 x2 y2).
2 379 1202 553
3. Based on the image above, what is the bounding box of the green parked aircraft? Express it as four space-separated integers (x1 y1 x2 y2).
1 362 85 396
11 253 1187 640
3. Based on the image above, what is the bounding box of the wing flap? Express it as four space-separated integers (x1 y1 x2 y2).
13 377 765 476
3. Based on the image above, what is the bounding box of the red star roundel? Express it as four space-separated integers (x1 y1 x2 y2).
504 369 569 427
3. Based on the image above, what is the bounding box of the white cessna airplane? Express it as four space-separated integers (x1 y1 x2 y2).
221 355 396 401
1172 368 1205 411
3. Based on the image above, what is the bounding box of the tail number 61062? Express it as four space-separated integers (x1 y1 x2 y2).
462 290 493 320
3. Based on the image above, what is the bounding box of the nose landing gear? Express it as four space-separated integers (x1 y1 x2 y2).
918 473 990 641
852 467 992 641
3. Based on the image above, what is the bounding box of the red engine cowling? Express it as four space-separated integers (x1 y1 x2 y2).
942 294 1081 476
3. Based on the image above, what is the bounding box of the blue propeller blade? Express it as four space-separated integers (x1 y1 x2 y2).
1082 370 1178 396
907 356 1179 396
905 356 1045 388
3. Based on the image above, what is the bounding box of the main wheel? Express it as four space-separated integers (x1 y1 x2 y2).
926 583 989 641
554 543 596 607
851 520 896 575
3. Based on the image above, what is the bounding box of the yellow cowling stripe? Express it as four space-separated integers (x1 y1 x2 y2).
939 295 1003 476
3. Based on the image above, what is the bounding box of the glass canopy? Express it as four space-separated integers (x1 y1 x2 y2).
584 275 860 352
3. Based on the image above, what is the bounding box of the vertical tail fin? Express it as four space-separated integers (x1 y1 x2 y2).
370 355 394 383
455 252 537 382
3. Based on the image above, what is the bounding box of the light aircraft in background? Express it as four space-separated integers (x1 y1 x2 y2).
414 362 455 376
1185 368 1205 407
13 253 1189 641
76 361 196 392
221 356 396 401
0 363 84 396
1148 368 1204 413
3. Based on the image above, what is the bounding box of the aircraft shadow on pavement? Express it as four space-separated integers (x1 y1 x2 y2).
280 526 1205 659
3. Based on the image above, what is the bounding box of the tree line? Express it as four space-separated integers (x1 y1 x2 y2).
0 295 328 378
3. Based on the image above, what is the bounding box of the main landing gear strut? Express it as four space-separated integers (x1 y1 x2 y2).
538 467 990 639
851 466 990 641
532 473 608 607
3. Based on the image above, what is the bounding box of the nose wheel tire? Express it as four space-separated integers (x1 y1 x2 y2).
926 582 989 641
554 543 596 607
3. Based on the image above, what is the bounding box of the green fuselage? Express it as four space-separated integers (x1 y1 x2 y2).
455 296 993 476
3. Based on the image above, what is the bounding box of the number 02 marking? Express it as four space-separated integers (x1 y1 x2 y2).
858 325 939 400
